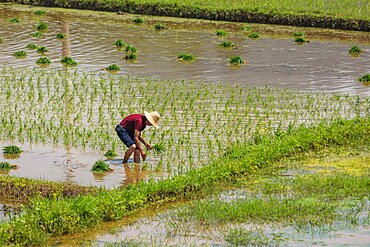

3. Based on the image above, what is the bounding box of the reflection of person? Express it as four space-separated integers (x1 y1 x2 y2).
123 163 147 186
115 111 160 163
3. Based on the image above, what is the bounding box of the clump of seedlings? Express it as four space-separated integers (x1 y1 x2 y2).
177 53 196 62
104 150 118 159
124 44 137 60
293 32 304 37
133 17 143 24
152 144 165 154
31 32 43 38
36 57 51 66
229 55 245 65
2 145 23 157
241 26 253 32
216 29 228 37
34 10 46 15
61 56 78 66
36 22 48 32
26 43 38 50
0 161 17 170
248 32 260 39
114 39 126 48
105 64 120 72
220 41 235 48
154 23 165 30
9 18 19 23
358 74 370 86
348 45 363 55
56 33 67 39
91 160 113 173
36 46 48 54
13 51 27 58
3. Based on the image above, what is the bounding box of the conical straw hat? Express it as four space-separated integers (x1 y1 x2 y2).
144 111 160 128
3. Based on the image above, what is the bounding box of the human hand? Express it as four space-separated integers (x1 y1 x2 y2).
145 143 152 150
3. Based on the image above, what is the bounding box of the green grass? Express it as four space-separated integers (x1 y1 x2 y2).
0 117 369 245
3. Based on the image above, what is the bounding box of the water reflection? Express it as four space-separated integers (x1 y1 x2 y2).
122 163 147 186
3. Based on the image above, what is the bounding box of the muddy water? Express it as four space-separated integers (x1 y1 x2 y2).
0 141 167 188
0 7 369 96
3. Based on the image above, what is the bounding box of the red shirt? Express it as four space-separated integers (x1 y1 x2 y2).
120 114 146 134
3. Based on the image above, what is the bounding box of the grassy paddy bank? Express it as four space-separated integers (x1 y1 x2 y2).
1 0 370 31
0 117 369 246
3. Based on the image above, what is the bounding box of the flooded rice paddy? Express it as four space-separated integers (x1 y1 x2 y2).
0 6 369 188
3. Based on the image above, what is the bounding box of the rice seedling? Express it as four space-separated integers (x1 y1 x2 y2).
133 17 144 23
0 38 3 44
26 43 38 50
152 144 165 154
56 33 67 39
114 39 126 47
248 32 260 39
154 23 165 30
348 45 363 55
2 145 23 155
104 150 118 159
36 46 48 54
177 53 196 61
91 160 113 173
9 18 19 23
13 51 27 58
216 29 227 37
125 45 137 53
293 31 304 37
36 57 51 65
220 41 235 48
0 162 17 170
106 64 120 72
241 26 253 32
124 53 137 60
36 22 48 32
60 56 78 66
229 55 244 65
31 32 43 38
33 10 46 15
358 74 370 86
294 37 309 43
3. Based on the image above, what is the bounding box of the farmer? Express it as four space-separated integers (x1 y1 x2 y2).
115 111 160 163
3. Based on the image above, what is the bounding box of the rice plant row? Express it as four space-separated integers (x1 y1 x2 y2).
0 66 369 176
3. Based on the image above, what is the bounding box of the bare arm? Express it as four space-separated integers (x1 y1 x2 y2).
134 129 147 160
139 135 152 150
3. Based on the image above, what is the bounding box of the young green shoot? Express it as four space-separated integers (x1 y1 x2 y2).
2 145 23 155
358 74 370 86
36 22 48 32
152 144 165 154
56 33 67 39
294 37 309 43
36 46 48 54
114 39 126 47
91 160 113 173
61 56 78 66
248 32 260 39
133 17 144 24
104 150 118 159
31 32 43 38
0 161 17 170
154 23 165 30
26 44 38 50
220 41 235 48
293 32 304 37
177 53 196 61
106 64 121 72
9 18 19 23
13 51 27 58
348 45 363 55
36 57 51 65
229 55 245 65
33 10 46 15
216 29 228 37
